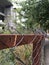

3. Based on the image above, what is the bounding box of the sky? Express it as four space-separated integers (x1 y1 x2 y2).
12 0 26 3
17 0 26 2
12 0 26 8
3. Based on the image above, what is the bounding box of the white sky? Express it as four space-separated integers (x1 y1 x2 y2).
12 0 26 3
17 0 26 2
12 3 22 8
12 0 26 8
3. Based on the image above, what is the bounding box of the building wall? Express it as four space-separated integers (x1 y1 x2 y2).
4 7 12 22
0 7 4 20
4 6 16 22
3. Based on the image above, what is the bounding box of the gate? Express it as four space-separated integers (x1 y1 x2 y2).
0 34 44 65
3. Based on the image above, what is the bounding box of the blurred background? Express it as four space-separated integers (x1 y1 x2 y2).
0 0 49 65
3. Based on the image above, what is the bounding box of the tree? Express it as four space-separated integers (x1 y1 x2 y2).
19 0 49 31
34 0 49 30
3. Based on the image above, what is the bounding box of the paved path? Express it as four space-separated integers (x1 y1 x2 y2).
44 41 49 65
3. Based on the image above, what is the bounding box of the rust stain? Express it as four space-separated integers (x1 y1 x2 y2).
0 34 44 65
0 34 43 50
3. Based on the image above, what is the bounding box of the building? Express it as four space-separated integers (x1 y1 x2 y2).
0 0 16 33
0 0 12 21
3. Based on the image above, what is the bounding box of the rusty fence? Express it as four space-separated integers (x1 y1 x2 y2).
0 34 44 65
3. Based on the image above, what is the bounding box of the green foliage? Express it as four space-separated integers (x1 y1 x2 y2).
19 0 49 31
0 49 16 65
0 45 32 65
34 0 49 30
3 30 11 34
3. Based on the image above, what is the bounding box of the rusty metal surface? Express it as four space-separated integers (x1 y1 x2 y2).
0 34 44 65
0 34 16 49
16 34 43 45
0 34 43 50
33 38 41 65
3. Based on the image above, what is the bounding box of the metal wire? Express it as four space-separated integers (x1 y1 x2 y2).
0 35 43 65
16 35 24 46
30 35 37 44
33 36 42 53
15 35 42 65
33 36 42 65
33 46 41 61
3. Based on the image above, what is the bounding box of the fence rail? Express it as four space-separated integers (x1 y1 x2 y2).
0 34 44 65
